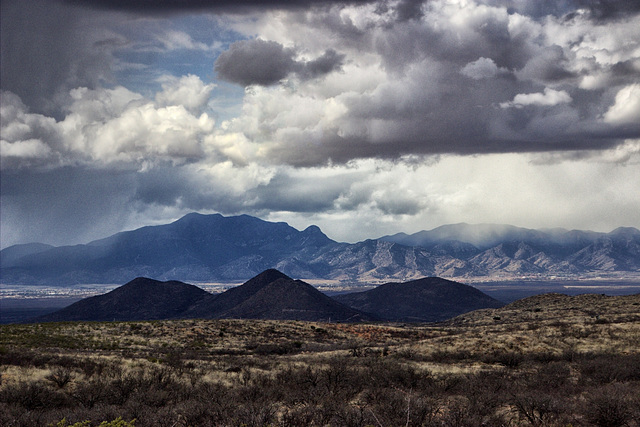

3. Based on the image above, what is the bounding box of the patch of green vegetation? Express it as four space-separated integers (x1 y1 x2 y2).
50 417 135 427
0 324 88 349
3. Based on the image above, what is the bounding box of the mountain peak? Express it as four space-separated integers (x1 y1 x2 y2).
183 269 292 318
610 227 640 237
35 277 209 322
125 276 161 286
183 269 373 322
334 277 504 322
303 224 323 234
252 268 291 283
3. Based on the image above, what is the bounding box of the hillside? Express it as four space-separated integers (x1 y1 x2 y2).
1 213 638 286
2 292 638 426
334 277 504 322
210 277 374 322
34 270 374 323
34 277 209 322
184 268 290 316
184 269 374 322
444 292 640 327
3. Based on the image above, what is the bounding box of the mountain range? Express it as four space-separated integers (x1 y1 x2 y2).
1 213 639 286
34 269 503 323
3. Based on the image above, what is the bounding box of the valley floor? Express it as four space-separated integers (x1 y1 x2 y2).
3 278 640 324
1 293 639 426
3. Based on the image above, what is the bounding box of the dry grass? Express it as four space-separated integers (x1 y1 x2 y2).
1 293 639 426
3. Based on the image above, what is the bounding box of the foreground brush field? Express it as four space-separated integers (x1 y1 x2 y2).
1 293 639 426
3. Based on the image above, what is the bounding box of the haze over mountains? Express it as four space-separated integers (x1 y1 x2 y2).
1 213 639 286
35 270 503 323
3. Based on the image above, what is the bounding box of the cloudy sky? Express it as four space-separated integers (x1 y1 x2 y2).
1 0 639 248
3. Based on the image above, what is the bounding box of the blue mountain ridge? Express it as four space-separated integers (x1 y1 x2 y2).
1 213 639 285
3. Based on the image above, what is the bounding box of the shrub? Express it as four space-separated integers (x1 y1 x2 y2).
584 385 634 427
50 417 135 427
1 382 72 411
46 367 73 389
482 350 524 368
511 392 562 426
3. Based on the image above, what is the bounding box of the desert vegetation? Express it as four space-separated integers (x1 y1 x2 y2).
1 293 639 426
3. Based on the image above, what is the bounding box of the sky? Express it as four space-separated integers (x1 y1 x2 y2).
1 0 639 249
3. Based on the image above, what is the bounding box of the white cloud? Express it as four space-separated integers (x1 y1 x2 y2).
67 86 144 124
0 139 53 170
264 152 640 242
603 84 640 125
88 103 214 166
155 74 216 114
500 88 573 108
0 91 64 169
2 84 218 171
461 57 501 80
157 29 211 51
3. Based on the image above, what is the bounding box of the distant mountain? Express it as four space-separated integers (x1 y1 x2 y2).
184 269 374 322
0 243 54 268
379 224 640 278
380 223 610 251
34 277 209 322
1 213 335 285
334 277 504 322
2 214 639 286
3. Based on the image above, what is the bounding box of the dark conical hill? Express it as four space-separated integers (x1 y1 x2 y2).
334 277 504 322
34 277 209 322
183 269 374 322
182 269 289 318
220 277 374 322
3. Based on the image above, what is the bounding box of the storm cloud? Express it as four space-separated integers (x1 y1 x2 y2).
1 0 639 248
62 0 377 12
0 0 136 117
214 39 344 86
208 0 640 165
214 39 297 86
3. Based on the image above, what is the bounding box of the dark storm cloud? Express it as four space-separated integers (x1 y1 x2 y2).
62 0 377 12
516 45 577 83
215 39 345 86
300 49 346 79
369 6 522 75
0 165 246 247
245 172 347 212
65 0 640 21
0 0 118 115
214 39 298 86
483 0 640 21
570 0 640 21
394 0 424 22
611 60 640 79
